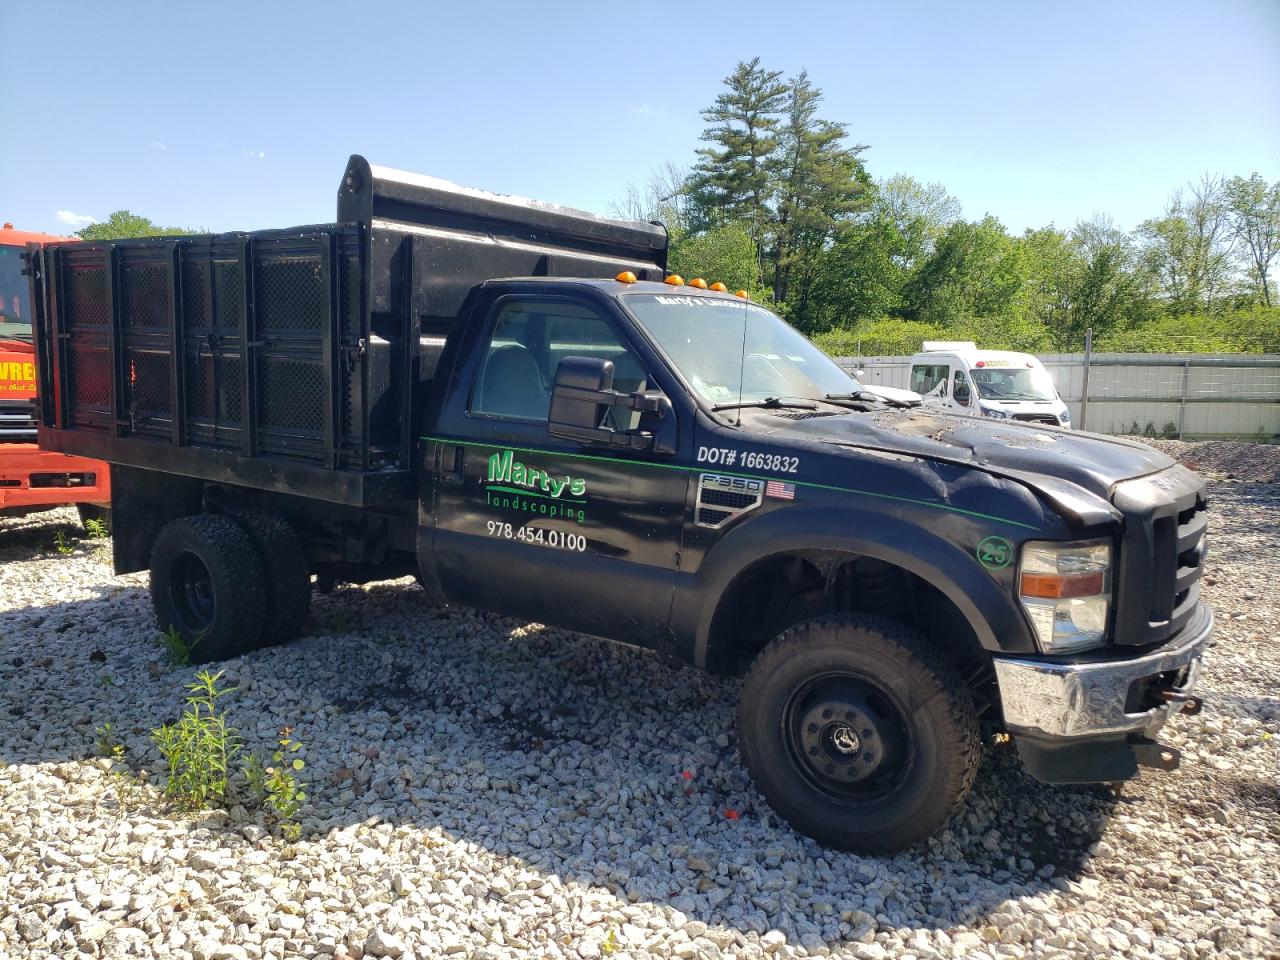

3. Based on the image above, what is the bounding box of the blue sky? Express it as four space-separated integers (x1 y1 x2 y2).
2 0 1278 237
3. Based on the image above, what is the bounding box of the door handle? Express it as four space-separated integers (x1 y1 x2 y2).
441 444 465 486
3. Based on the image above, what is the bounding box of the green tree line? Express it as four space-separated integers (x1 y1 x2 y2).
75 210 197 241
613 58 1280 356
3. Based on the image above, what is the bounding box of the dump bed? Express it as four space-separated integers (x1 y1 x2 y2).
29 156 667 506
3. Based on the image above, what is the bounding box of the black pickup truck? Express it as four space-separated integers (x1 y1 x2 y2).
26 156 1213 852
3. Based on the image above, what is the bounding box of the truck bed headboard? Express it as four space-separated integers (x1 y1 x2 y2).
338 155 669 336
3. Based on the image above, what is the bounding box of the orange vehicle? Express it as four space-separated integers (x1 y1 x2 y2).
0 222 110 524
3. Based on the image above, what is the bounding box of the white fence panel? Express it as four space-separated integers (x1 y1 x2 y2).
836 353 1280 440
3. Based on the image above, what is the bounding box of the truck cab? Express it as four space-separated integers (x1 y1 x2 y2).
0 223 110 521
910 340 1071 428
27 158 1212 854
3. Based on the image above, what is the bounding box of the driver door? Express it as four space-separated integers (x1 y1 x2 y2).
431 294 686 647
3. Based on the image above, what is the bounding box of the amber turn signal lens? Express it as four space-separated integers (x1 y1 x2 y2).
735 289 750 299
615 271 637 284
664 274 685 286
709 282 728 292
689 277 708 289
1020 571 1106 599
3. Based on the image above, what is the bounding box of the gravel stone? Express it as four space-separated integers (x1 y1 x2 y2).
1 488 1277 960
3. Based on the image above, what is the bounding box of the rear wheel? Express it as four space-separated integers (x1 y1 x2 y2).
234 511 311 645
149 515 266 662
737 613 980 853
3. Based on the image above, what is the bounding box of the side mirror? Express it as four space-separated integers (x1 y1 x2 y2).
548 356 665 450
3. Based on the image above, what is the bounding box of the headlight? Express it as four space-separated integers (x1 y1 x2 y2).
1060 408 1071 422
1019 541 1112 653
983 406 1010 419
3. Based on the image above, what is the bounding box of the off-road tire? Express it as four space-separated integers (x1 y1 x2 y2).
234 511 311 645
737 613 981 853
149 514 267 663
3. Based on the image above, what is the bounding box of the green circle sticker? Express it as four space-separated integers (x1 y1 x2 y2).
976 536 1014 570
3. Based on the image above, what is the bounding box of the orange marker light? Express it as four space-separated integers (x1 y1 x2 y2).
709 282 728 292
664 274 685 286
615 271 637 284
1020 571 1105 599
689 277 708 289
735 289 750 300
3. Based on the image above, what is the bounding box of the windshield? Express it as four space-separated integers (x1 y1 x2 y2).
622 293 861 407
970 364 1059 402
0 245 30 342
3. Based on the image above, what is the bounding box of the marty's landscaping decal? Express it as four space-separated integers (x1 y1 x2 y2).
485 449 587 524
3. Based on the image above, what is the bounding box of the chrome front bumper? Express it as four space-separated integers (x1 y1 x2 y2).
993 604 1214 739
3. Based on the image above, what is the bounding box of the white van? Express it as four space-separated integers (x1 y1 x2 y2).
908 341 1071 428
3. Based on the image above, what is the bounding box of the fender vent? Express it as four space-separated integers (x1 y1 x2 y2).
696 473 764 529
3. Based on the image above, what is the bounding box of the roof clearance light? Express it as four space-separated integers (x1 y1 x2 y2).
689 278 708 289
735 289 750 299
615 271 637 284
664 274 685 286
709 282 728 292
975 360 986 367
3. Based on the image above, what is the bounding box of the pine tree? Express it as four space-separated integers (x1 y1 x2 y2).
685 58 789 278
772 70 870 319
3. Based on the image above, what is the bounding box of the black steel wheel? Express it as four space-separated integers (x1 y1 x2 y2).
169 550 216 634
783 671 913 799
149 515 266 662
738 613 980 853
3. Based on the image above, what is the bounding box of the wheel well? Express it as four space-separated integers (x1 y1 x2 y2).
705 550 998 717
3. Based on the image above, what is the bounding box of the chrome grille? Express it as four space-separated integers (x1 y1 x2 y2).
0 400 37 440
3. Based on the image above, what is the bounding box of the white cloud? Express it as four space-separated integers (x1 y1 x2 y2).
244 150 265 159
151 140 167 151
56 210 97 227
629 103 653 115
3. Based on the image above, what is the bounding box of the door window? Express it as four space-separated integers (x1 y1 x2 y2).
911 363 951 397
472 299 648 427
952 369 972 405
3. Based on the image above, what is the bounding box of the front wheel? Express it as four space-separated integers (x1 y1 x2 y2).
737 613 980 853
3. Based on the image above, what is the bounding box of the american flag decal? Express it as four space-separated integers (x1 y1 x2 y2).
765 480 796 500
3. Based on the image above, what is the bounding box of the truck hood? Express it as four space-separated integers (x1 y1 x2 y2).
756 407 1174 521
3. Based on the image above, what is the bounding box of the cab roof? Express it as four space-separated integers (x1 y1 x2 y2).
0 223 75 247
482 277 754 303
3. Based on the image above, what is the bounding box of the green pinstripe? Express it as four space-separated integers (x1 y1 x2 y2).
422 435 1040 532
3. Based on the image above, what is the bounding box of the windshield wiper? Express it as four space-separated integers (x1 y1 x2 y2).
712 396 818 413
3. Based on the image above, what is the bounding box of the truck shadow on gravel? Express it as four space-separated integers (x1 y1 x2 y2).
0 575 1123 942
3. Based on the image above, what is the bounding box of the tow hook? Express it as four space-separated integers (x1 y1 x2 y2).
1131 737 1181 771
1159 689 1204 716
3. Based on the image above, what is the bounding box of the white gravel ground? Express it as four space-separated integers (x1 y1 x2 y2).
1119 438 1280 485
1 486 1278 960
